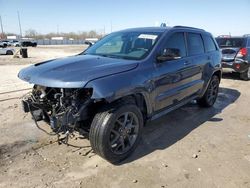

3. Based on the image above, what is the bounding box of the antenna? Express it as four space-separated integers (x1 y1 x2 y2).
110 21 113 33
160 23 167 27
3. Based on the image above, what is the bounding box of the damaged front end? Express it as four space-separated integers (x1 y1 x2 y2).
22 85 93 134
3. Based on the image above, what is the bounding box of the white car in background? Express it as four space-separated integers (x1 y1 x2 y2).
12 41 21 47
0 47 15 55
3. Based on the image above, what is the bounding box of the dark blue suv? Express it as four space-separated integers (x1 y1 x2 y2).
216 35 250 80
19 26 222 163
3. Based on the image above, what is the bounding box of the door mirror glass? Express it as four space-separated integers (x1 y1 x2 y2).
157 48 181 62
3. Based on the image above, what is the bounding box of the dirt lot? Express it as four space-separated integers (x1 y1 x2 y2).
0 45 85 65
0 45 249 188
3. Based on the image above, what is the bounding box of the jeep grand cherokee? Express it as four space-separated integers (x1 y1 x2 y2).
18 26 222 163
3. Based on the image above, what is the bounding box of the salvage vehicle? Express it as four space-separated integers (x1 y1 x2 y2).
0 47 15 55
216 35 250 80
0 40 8 48
18 26 222 163
10 40 21 47
21 40 37 47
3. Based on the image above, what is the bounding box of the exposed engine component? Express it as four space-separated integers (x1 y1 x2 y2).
22 85 93 134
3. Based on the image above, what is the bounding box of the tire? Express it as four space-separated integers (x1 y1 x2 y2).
240 67 250 81
198 75 220 107
6 50 13 55
89 103 143 163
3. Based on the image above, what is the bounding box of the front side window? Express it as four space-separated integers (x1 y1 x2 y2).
163 32 187 57
83 31 162 60
187 33 205 56
203 35 217 52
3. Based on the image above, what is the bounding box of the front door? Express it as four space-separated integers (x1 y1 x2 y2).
153 32 190 112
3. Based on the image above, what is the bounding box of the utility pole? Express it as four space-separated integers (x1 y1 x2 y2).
57 24 59 35
0 15 4 39
17 11 22 39
110 21 113 33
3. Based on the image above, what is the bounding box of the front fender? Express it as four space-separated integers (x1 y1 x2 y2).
85 69 153 115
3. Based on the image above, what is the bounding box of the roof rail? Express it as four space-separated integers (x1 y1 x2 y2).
217 35 231 38
173 25 205 31
243 34 250 37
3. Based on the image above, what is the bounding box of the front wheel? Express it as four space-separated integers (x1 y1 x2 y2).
198 75 220 107
89 103 143 163
240 67 250 81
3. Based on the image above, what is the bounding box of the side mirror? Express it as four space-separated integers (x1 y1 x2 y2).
156 48 181 62
84 41 93 47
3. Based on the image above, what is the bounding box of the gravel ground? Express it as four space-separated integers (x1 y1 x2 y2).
0 46 249 188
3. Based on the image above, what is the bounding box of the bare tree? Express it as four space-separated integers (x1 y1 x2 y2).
25 29 38 38
8 29 104 40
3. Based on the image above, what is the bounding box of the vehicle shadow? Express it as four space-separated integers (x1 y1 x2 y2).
222 72 241 80
121 87 240 164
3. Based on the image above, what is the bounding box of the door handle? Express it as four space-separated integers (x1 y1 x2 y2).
184 61 191 65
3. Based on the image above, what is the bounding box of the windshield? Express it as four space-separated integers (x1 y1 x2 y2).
83 31 162 60
216 38 245 48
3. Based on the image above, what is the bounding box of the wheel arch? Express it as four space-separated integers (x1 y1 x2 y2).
199 69 222 98
213 69 222 82
93 93 150 122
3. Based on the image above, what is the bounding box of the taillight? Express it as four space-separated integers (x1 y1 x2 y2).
235 64 241 69
236 48 247 57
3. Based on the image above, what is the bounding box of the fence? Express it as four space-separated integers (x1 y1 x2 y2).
36 39 86 45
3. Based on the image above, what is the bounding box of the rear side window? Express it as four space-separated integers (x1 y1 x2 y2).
216 38 244 48
203 35 217 52
164 32 186 57
187 33 205 56
248 38 250 47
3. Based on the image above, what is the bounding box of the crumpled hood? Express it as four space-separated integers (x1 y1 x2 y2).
18 55 138 88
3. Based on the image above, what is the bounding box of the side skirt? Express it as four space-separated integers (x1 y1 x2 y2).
149 95 198 121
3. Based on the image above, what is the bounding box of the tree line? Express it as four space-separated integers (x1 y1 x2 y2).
3 29 104 40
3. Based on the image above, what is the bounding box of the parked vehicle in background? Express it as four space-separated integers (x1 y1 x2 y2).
0 40 8 48
18 26 222 163
216 35 250 80
9 40 21 47
0 47 15 55
0 40 21 47
21 40 37 47
1 40 12 46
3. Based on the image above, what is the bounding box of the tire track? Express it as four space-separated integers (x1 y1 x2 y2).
0 88 32 102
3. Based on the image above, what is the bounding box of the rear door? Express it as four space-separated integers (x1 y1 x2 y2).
184 32 207 97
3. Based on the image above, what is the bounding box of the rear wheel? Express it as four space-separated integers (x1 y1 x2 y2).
6 50 13 55
240 67 250 81
89 103 143 163
198 75 220 107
